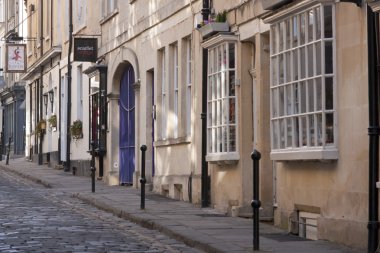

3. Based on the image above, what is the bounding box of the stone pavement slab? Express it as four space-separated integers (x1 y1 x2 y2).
0 158 364 253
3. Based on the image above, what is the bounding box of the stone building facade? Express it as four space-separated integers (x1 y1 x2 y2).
19 0 376 251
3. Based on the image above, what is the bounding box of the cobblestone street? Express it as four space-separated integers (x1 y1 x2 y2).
0 169 203 253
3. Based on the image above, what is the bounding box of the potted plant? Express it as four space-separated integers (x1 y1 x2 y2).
197 10 229 38
48 114 57 128
70 119 83 139
36 119 46 136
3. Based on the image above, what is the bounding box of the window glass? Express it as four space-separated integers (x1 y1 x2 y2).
207 41 237 155
270 4 336 153
325 41 333 74
307 9 314 42
324 6 333 38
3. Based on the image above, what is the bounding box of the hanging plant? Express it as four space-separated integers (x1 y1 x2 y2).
48 114 57 128
35 119 46 136
70 119 83 139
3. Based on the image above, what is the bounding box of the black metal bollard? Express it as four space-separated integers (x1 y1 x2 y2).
90 141 96 193
251 149 261 251
5 137 11 165
140 145 147 209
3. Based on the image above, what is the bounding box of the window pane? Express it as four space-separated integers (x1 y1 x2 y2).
315 78 322 111
286 118 292 147
229 126 236 151
286 19 291 50
279 86 285 116
308 80 314 112
280 119 285 149
293 83 299 114
271 24 278 54
294 117 300 147
300 46 306 79
300 81 306 113
301 116 307 146
279 21 285 52
208 49 213 73
217 73 221 98
229 98 235 123
307 44 314 77
315 41 321 75
325 77 333 110
207 76 212 100
229 71 235 96
286 85 293 115
286 52 291 82
272 120 279 149
326 113 334 144
307 9 314 42
223 98 228 124
272 88 278 117
217 100 222 125
324 5 333 38
292 49 298 81
309 115 315 146
315 7 321 40
300 13 306 45
223 44 227 70
218 46 222 72
279 54 284 84
316 113 323 146
229 43 235 69
292 16 298 46
207 128 212 152
272 56 278 86
325 41 333 74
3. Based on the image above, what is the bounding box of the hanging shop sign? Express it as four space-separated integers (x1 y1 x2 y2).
5 44 26 73
74 38 98 62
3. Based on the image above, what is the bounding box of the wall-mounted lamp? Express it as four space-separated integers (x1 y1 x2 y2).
43 94 48 106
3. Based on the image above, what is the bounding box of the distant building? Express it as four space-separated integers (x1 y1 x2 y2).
0 0 27 158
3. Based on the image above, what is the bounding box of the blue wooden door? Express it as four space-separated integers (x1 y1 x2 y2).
119 66 135 185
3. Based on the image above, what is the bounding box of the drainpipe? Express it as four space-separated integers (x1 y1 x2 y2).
66 0 73 171
201 0 210 208
201 48 209 208
367 5 379 253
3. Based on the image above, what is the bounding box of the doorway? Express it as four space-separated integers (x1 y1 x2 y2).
119 66 135 185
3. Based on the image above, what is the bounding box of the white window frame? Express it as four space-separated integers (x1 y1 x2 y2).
185 37 192 137
45 0 51 40
172 43 179 138
0 0 4 23
160 49 167 140
75 0 86 31
37 0 42 47
268 3 338 161
102 0 117 18
202 34 239 163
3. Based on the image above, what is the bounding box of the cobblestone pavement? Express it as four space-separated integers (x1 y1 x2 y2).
0 169 204 253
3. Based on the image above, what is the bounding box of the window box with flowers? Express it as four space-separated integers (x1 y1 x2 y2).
36 119 46 136
48 114 57 129
197 10 229 39
70 120 83 139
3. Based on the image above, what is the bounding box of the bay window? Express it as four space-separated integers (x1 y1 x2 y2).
270 3 337 160
203 35 239 162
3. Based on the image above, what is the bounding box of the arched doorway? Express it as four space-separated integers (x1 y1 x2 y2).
119 65 135 185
